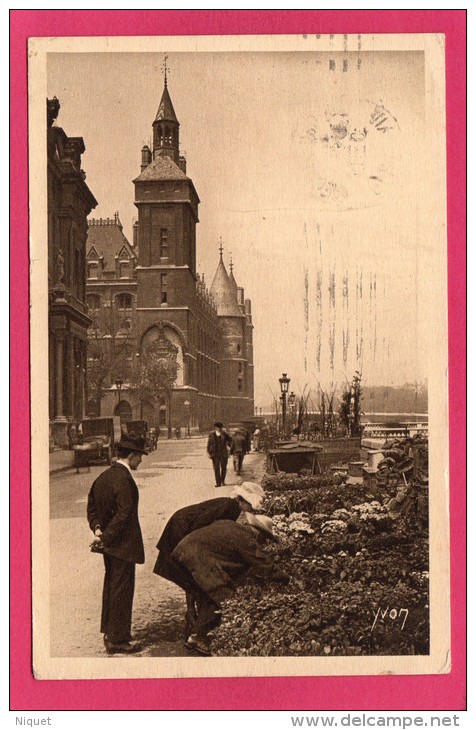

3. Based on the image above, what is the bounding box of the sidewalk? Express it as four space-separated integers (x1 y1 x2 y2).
49 448 75 474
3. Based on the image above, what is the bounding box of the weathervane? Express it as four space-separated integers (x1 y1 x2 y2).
219 237 224 258
229 254 233 272
162 53 170 86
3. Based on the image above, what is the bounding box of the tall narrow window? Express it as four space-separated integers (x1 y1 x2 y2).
161 273 168 304
160 228 168 258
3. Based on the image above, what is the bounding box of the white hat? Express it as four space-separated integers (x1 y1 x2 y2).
232 481 265 510
245 512 277 540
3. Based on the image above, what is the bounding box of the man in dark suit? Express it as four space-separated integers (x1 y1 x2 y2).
87 434 147 655
230 428 249 476
206 421 232 487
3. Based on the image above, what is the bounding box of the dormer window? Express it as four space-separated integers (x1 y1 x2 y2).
119 260 129 278
88 262 98 279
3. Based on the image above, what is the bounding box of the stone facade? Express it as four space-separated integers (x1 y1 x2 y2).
47 97 97 448
85 78 254 432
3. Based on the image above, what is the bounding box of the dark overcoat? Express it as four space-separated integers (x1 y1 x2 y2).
153 497 240 584
230 432 248 454
87 462 145 564
171 520 289 601
207 431 232 460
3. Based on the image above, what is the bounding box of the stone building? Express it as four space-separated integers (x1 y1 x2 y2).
85 76 254 431
47 97 97 447
85 213 138 421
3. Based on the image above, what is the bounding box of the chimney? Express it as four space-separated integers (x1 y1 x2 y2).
178 155 187 174
141 145 152 171
244 298 251 315
237 287 245 306
133 220 138 249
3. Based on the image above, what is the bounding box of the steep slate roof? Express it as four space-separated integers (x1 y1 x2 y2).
210 254 242 317
154 85 179 123
228 266 238 293
133 154 189 183
86 218 135 272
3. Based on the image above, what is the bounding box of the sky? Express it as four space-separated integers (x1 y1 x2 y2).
47 46 440 408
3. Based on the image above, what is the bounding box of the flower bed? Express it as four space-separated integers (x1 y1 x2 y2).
262 472 347 493
211 472 429 656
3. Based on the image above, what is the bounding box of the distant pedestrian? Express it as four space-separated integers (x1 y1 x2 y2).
207 421 232 487
230 429 249 476
252 427 261 451
86 434 148 655
175 426 181 439
153 482 265 635
172 513 290 655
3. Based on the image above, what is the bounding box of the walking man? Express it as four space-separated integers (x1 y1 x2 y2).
87 434 147 655
207 421 232 487
230 428 249 476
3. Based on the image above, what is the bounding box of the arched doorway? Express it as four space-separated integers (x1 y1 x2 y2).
114 399 132 427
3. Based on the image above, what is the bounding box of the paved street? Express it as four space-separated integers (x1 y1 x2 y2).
49 436 266 658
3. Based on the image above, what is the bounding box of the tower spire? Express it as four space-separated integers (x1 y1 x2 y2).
219 238 224 259
152 58 179 163
229 253 233 273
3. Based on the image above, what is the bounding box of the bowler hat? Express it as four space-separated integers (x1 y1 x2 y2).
213 421 224 429
118 434 148 455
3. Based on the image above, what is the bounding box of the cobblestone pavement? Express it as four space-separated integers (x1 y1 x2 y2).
49 437 266 659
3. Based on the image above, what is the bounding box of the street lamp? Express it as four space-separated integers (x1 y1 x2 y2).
288 391 296 433
184 399 191 438
279 373 290 436
115 378 123 403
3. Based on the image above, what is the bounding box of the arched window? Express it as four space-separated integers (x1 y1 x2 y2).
165 126 171 145
114 399 132 424
87 293 101 315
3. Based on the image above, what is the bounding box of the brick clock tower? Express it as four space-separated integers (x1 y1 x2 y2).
132 66 254 431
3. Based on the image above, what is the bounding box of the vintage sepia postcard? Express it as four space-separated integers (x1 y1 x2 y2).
16 15 464 709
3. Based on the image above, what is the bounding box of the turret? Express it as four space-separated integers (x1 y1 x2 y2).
152 60 180 165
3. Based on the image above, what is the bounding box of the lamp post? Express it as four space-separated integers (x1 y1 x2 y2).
115 377 123 426
184 399 191 438
279 373 290 437
288 391 296 434
115 378 123 404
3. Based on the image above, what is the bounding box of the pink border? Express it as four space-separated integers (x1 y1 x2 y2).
10 10 466 710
